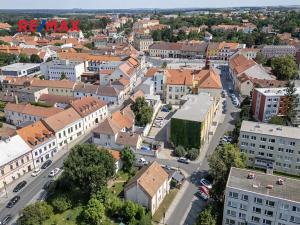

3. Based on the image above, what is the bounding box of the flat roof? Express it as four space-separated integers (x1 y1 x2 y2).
1 63 40 71
0 135 31 166
256 87 300 97
240 120 300 140
227 167 300 202
172 93 214 122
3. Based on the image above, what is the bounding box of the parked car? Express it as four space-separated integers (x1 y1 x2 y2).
156 116 164 121
0 215 12 225
31 168 41 177
43 180 54 190
138 158 149 165
141 146 151 151
178 157 189 164
49 168 60 177
200 178 212 189
13 181 27 192
41 160 52 169
195 191 209 201
161 106 169 112
199 185 210 195
6 196 20 208
228 88 233 94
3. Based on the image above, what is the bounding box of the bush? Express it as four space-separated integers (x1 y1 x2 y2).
0 122 3 128
51 194 72 213
167 103 172 110
186 148 200 160
174 146 186 157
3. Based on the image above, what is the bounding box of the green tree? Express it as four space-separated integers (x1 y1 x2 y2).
130 97 153 127
174 145 186 157
122 200 139 222
161 61 168 68
63 144 116 195
19 53 30 63
284 80 298 122
121 145 136 172
271 55 298 80
268 115 286 125
186 148 200 160
30 54 42 63
50 194 72 213
19 202 53 225
208 144 246 199
254 52 267 65
60 72 67 80
195 205 217 225
82 197 105 225
0 52 16 66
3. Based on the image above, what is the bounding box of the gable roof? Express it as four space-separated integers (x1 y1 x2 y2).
42 108 81 132
111 111 134 129
229 54 256 75
145 68 159 77
116 132 140 147
93 118 122 135
17 121 54 147
125 161 169 197
5 103 63 118
70 96 106 118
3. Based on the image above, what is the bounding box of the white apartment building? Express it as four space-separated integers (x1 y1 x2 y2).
153 70 167 98
17 121 58 168
261 45 296 59
40 59 85 81
223 167 300 225
0 135 33 190
42 108 83 149
0 63 40 77
70 96 108 132
239 121 300 176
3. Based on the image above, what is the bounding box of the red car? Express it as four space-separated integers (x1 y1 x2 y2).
199 185 209 196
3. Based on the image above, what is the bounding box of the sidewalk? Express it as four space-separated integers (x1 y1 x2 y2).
0 132 91 204
160 170 189 225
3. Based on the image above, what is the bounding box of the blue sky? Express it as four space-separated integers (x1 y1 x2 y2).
0 0 299 9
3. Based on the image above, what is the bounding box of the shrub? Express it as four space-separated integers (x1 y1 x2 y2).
186 148 200 160
0 122 3 128
174 145 186 157
51 194 72 213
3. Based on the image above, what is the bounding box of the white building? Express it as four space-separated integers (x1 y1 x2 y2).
0 63 40 77
124 161 169 215
17 121 58 168
240 120 300 176
0 135 34 190
42 108 83 149
70 96 108 132
223 167 300 225
4 103 63 127
40 59 85 81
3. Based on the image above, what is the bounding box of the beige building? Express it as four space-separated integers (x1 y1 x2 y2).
223 167 300 225
133 35 153 52
240 121 300 176
124 161 169 215
0 135 33 190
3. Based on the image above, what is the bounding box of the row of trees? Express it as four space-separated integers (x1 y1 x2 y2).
174 145 200 160
19 53 42 63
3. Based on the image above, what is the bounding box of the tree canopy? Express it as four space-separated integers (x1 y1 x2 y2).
268 116 286 125
131 97 153 127
208 144 246 199
271 55 298 80
60 72 67 80
19 202 53 225
195 205 217 225
63 144 116 195
82 197 106 225
121 146 136 172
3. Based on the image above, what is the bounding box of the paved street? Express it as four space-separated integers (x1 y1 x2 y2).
0 133 92 224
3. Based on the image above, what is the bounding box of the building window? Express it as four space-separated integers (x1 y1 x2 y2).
254 197 263 205
253 207 262 214
266 200 275 207
229 192 238 199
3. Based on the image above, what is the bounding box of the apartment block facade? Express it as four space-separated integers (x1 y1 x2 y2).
252 87 300 125
223 167 300 225
239 120 300 176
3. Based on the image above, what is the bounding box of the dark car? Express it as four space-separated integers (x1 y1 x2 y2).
0 214 12 225
41 160 52 169
43 180 54 190
13 180 27 192
6 196 20 208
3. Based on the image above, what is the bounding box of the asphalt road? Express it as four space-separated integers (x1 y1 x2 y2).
0 134 92 224
156 66 240 225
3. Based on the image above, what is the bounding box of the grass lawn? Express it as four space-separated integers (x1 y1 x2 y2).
152 188 179 223
109 170 133 197
43 206 83 225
